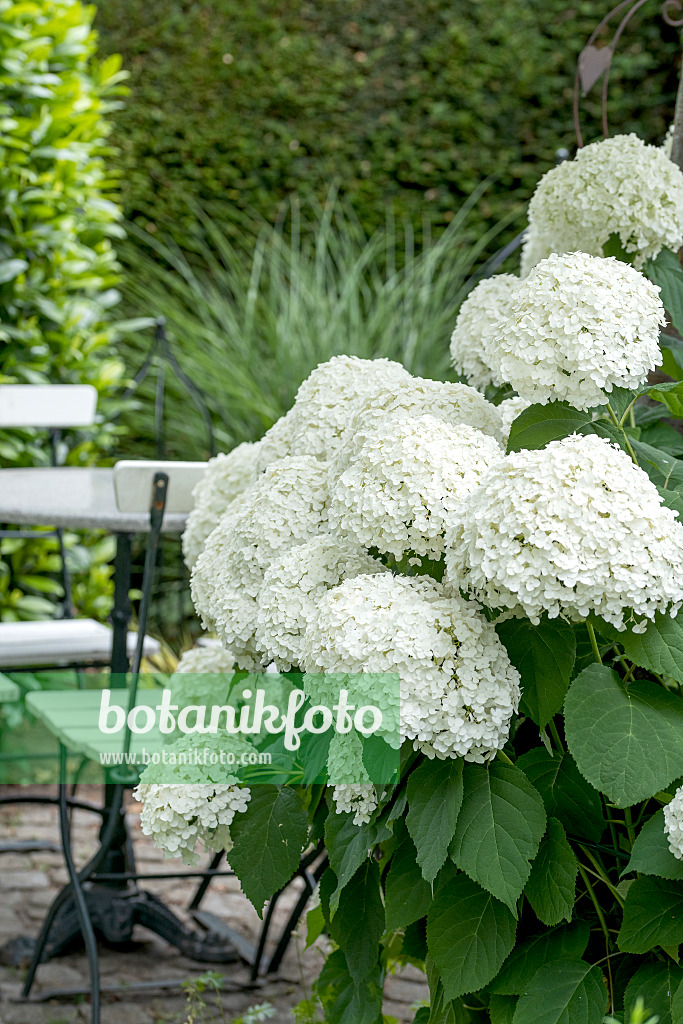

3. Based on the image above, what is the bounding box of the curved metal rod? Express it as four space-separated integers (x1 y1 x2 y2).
159 327 216 457
663 0 683 25
57 746 101 1024
23 784 124 1000
573 0 655 146
0 794 105 815
600 0 652 138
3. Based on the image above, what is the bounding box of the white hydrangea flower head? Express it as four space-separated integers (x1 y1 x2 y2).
191 456 330 667
335 377 504 472
522 134 683 270
497 396 531 447
329 415 503 560
182 445 260 569
485 252 665 411
254 411 294 472
446 433 683 631
167 643 237 709
301 573 520 762
256 535 386 670
175 644 236 674
449 275 519 391
332 784 378 825
664 785 683 860
134 734 252 864
287 355 411 461
326 733 380 825
519 225 554 279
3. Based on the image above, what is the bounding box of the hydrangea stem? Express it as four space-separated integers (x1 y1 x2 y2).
606 403 638 465
586 620 603 664
576 859 614 1011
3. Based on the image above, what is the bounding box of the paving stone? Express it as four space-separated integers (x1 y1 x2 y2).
0 871 48 891
0 799 426 1023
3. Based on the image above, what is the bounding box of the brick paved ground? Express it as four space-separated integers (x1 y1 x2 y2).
0 789 428 1024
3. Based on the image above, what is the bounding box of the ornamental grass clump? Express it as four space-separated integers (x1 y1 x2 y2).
137 132 683 1020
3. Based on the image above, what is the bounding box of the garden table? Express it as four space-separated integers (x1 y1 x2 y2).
0 467 186 675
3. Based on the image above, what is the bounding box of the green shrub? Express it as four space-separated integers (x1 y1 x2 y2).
94 0 679 249
0 0 127 620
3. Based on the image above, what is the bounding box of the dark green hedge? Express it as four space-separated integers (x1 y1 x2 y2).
94 0 680 246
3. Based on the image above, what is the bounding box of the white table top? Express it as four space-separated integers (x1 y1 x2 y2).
0 468 188 534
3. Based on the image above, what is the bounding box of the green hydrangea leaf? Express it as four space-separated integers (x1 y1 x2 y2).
624 962 683 1024
496 615 575 729
316 948 383 1024
449 761 546 912
385 837 432 931
329 859 384 983
645 248 683 335
624 808 683 881
647 380 683 419
506 402 596 454
603 609 683 685
618 876 683 953
325 811 376 914
523 818 577 926
426 873 517 1000
489 921 590 996
564 664 683 807
407 757 464 884
517 748 605 842
489 995 517 1024
511 959 606 1024
228 784 309 915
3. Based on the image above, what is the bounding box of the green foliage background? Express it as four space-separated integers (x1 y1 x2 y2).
94 0 680 247
0 0 127 620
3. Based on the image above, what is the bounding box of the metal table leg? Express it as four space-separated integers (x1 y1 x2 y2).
110 533 132 681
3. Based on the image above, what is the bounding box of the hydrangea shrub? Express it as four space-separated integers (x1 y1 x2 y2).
139 137 683 1021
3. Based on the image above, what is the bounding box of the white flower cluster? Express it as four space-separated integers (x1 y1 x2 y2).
135 782 250 864
521 134 683 273
301 573 520 762
335 376 504 466
329 415 502 559
256 535 386 670
664 785 683 860
326 731 379 825
134 734 253 864
486 252 664 411
191 456 329 667
175 643 236 674
449 275 519 391
287 355 411 461
183 414 296 571
446 434 683 631
332 784 378 825
183 445 259 569
168 643 236 709
497 396 531 447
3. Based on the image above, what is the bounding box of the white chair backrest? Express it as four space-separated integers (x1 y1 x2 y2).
0 385 97 428
113 460 207 514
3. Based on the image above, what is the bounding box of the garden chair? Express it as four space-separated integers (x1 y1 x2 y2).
0 385 160 671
